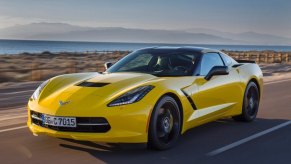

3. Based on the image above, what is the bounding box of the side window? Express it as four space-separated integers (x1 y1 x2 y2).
220 52 233 66
200 53 224 76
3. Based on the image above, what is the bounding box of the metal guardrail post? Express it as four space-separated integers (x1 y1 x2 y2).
256 54 260 63
247 53 250 60
265 53 269 63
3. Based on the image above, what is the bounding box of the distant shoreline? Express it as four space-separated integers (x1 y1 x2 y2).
1 39 291 54
1 49 291 56
1 38 291 47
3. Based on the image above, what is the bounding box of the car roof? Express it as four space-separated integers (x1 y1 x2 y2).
139 46 221 54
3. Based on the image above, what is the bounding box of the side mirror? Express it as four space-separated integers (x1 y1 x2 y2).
104 62 113 70
204 66 229 81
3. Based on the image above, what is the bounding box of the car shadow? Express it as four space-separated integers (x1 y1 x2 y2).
59 118 289 163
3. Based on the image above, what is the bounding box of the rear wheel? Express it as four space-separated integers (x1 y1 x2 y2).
148 96 181 150
233 81 260 122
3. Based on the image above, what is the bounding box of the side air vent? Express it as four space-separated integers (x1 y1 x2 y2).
181 90 197 110
77 81 110 87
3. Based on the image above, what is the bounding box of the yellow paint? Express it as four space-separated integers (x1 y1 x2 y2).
27 63 263 143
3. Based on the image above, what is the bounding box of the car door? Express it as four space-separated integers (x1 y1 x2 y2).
190 52 243 121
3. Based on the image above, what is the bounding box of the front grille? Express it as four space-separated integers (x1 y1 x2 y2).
30 111 111 133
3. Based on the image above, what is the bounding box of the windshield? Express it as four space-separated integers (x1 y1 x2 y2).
107 49 201 76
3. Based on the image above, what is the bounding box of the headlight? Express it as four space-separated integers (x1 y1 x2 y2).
107 85 154 107
31 80 49 100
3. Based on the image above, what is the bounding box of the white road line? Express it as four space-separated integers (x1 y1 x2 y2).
0 112 27 117
0 108 26 114
207 120 291 156
0 115 27 121
0 90 35 95
0 95 31 101
264 78 291 85
0 125 27 133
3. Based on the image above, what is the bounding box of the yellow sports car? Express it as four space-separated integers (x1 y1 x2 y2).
27 47 263 150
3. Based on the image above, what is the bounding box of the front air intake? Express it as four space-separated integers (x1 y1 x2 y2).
77 81 110 87
31 111 111 133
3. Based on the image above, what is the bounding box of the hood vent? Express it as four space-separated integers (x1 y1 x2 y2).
77 81 110 87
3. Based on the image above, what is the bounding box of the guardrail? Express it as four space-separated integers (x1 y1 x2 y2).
225 51 290 64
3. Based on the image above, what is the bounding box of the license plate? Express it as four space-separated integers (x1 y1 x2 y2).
42 114 76 127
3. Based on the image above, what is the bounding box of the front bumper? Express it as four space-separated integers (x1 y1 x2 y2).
28 123 147 143
27 103 152 143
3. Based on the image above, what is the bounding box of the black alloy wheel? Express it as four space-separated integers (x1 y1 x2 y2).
148 96 181 150
233 81 260 122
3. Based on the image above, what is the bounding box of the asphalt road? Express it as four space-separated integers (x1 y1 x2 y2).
0 79 290 164
0 82 39 110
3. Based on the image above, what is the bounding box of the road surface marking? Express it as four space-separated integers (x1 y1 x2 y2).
207 120 291 156
265 78 291 85
0 107 26 114
0 125 27 133
0 112 27 117
0 115 27 121
0 90 34 95
0 95 31 101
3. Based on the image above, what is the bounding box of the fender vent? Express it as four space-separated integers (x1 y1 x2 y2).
77 81 110 87
181 90 197 110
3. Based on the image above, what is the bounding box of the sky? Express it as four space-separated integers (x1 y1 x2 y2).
0 0 291 37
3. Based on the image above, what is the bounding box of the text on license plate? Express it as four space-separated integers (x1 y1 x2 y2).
42 115 76 127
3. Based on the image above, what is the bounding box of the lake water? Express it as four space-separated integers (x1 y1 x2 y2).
1 39 291 54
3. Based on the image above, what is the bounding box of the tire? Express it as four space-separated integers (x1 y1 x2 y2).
233 81 260 122
148 96 181 150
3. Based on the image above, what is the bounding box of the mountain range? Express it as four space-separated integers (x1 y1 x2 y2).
0 22 290 45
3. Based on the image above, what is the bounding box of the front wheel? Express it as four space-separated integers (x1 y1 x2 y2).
148 96 181 150
233 81 260 122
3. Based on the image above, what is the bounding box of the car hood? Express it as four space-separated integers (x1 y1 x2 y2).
37 72 159 110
